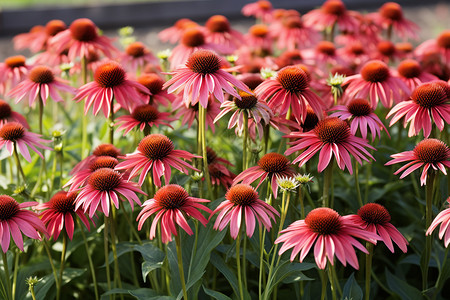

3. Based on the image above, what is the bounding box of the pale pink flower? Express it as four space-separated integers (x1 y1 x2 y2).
303 41 346 73
13 25 46 53
273 15 319 51
426 197 450 247
0 55 32 95
416 30 450 66
395 59 438 91
70 143 122 176
0 100 30 129
245 24 274 53
241 0 274 23
137 73 176 106
204 15 244 54
119 42 158 74
115 104 175 135
158 18 198 44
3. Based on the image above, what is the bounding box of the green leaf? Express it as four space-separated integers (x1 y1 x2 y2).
264 260 314 297
203 286 232 300
342 273 363 300
385 269 422 300
34 268 85 300
210 252 239 296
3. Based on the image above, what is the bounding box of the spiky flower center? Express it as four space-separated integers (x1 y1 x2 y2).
29 66 54 84
258 0 272 10
226 184 259 206
413 139 449 164
175 18 195 29
377 41 396 57
347 98 372 116
380 2 404 21
94 62 126 88
250 24 269 37
49 191 76 214
88 168 121 191
70 18 98 42
5 55 26 69
411 82 447 108
305 207 342 235
398 59 421 78
360 60 390 83
154 184 189 209
181 28 205 47
240 74 264 90
45 20 66 36
285 17 303 29
138 134 174 160
437 30 450 49
350 43 365 55
89 156 119 171
258 152 290 174
317 41 336 56
0 122 25 141
131 105 159 123
92 144 121 158
301 106 319 132
0 100 12 119
206 15 230 33
358 203 391 225
186 50 221 75
396 42 413 53
235 91 258 109
277 66 309 93
138 73 164 95
126 42 147 58
314 117 350 144
0 195 19 221
322 0 346 15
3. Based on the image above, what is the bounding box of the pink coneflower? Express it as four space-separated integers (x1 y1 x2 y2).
347 203 408 252
303 0 360 33
385 138 450 185
275 50 304 69
119 42 158 74
337 42 370 68
343 60 410 108
0 100 29 129
0 195 47 252
174 97 221 132
206 147 235 188
204 15 244 54
387 81 450 138
158 18 198 44
255 65 325 123
370 2 419 40
137 73 176 106
164 50 251 108
74 61 148 117
115 134 200 187
0 55 32 94
372 40 399 63
115 104 175 135
396 42 414 59
137 184 211 243
416 30 450 65
242 0 274 23
210 184 279 238
50 18 117 60
75 168 145 217
426 197 450 247
303 41 346 73
395 59 438 91
36 191 91 240
329 98 390 141
273 15 319 51
285 117 375 174
234 153 296 199
275 207 379 269
8 65 75 107
245 24 273 54
13 25 46 53
0 122 52 162
70 143 121 176
214 90 272 138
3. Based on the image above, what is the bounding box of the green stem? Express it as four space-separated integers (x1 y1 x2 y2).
81 56 89 159
242 112 249 171
57 233 67 300
29 286 37 300
354 161 363 208
12 250 18 300
103 216 112 299
38 95 44 135
77 219 99 300
109 100 115 145
236 230 244 300
298 185 305 219
263 125 270 154
327 265 337 300
242 228 248 290
364 161 371 204
422 171 436 290
258 227 267 300
365 243 374 300
43 239 60 298
175 234 188 300
323 163 333 207
12 144 26 184
110 207 123 298
320 269 327 300
2 252 12 300
199 106 212 197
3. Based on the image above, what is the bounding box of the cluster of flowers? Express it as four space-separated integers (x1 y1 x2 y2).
0 0 449 298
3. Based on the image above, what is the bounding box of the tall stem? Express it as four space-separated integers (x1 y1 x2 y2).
327 265 337 300
422 171 436 290
103 216 112 299
77 219 99 300
199 106 212 197
323 163 334 207
258 227 266 300
2 252 12 300
109 100 115 145
38 95 44 135
43 239 60 298
320 269 327 300
12 251 18 300
236 230 244 300
175 233 188 300
354 161 363 207
12 144 26 184
81 56 89 159
365 243 374 300
242 112 249 171
263 125 270 154
110 207 123 297
57 233 68 300
298 185 305 219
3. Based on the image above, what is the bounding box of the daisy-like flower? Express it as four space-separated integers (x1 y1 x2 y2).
285 117 375 174
255 65 325 123
70 143 121 175
115 134 200 187
174 97 221 132
214 90 272 138
158 18 198 44
234 152 296 199
275 50 304 69
241 0 274 23
273 15 319 51
370 2 419 40
387 81 450 138
329 98 390 141
50 18 117 60
137 184 211 243
416 30 450 64
74 61 148 117
210 184 279 238
245 24 273 53
137 73 176 106
119 42 158 74
13 25 46 53
343 60 410 108
385 138 450 185
206 147 235 188
164 49 251 108
0 195 47 252
204 15 244 54
348 203 408 252
75 168 145 218
0 55 32 94
426 197 450 247
8 65 75 107
36 191 91 240
276 175 300 192
275 207 379 269
303 0 360 33
395 59 438 91
115 104 175 135
372 40 399 63
0 122 52 162
0 100 30 129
